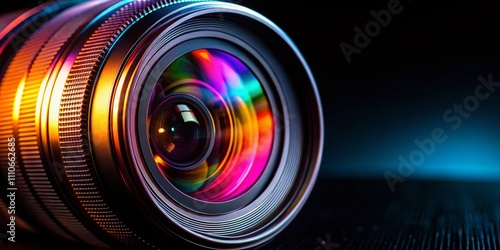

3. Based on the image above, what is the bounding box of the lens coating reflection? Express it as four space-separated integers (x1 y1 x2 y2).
148 49 274 202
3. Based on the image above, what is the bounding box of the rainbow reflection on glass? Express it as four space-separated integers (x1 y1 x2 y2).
148 49 274 202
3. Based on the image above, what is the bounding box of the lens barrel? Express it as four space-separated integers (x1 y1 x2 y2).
0 0 323 249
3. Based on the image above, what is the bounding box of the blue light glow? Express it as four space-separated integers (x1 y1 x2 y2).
322 62 500 181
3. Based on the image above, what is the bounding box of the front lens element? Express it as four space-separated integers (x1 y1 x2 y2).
148 49 274 202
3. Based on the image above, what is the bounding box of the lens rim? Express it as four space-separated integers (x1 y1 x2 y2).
137 37 283 214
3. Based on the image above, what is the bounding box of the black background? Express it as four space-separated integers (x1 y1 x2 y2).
3 0 500 249
245 0 500 180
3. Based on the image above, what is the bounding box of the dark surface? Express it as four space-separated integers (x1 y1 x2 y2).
3 178 500 249
267 178 500 250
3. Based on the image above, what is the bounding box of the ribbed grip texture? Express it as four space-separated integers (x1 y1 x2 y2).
57 0 203 248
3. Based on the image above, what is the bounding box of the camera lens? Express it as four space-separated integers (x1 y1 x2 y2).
0 0 323 249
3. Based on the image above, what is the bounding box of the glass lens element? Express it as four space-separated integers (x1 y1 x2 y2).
148 49 274 202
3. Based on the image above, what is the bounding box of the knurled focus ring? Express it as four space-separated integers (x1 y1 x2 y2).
0 1 115 248
57 0 205 248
